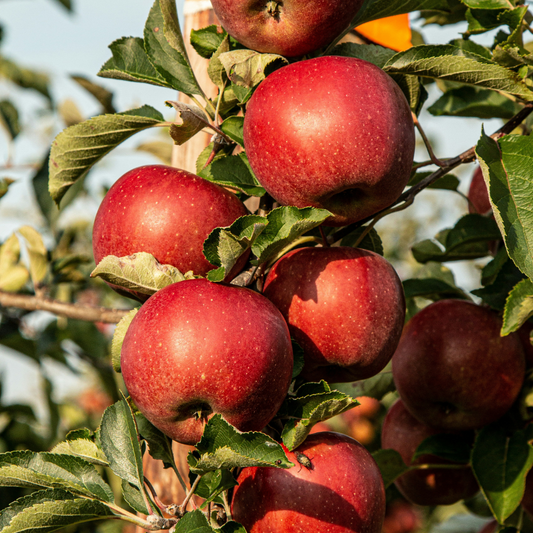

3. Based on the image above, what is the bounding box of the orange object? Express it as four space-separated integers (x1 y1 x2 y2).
356 14 412 52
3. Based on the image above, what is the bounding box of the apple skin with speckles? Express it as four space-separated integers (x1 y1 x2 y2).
468 167 492 215
120 278 293 445
210 0 365 58
381 399 479 506
392 299 526 431
262 247 405 382
231 431 386 533
92 165 249 300
243 56 415 226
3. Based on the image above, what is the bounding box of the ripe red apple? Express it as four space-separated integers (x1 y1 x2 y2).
468 167 492 215
381 399 479 506
382 501 422 533
262 246 405 382
244 56 415 226
92 165 249 299
392 299 525 431
210 0 364 57
120 278 293 445
231 431 386 533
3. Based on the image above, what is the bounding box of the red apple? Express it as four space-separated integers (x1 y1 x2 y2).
231 431 386 533
382 501 422 533
468 167 492 215
92 165 249 299
243 56 415 226
381 399 479 506
262 246 405 382
392 299 525 431
120 278 293 445
210 0 364 57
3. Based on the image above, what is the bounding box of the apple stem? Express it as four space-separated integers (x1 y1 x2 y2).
180 474 202 514
222 490 233 521
319 226 330 247
412 112 446 168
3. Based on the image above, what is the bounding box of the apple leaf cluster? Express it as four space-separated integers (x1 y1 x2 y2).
5 0 533 532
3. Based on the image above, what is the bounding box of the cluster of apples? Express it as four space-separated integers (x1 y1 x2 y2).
89 1 425 531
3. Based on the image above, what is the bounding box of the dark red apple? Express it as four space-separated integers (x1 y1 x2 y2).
392 299 525 431
381 399 479 506
231 431 386 533
244 56 415 226
120 278 293 445
210 0 364 57
468 167 492 215
92 165 249 298
262 246 405 382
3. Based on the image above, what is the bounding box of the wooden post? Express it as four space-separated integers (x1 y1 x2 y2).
171 0 219 172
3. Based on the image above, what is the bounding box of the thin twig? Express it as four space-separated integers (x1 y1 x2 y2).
180 475 201 514
222 491 233 521
0 291 130 323
412 112 446 167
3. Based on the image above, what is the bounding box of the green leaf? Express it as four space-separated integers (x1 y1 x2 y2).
332 371 396 400
17 226 48 288
91 252 197 296
339 226 384 255
203 215 267 282
208 35 231 89
476 133 533 281
353 0 449 27
502 279 533 335
412 214 501 263
199 153 265 197
50 438 108 467
413 433 473 463
0 100 20 139
192 469 237 507
280 381 359 450
191 25 227 59
428 86 520 119
251 206 332 266
389 73 428 115
220 116 244 147
143 0 203 95
187 415 293 475
136 413 176 470
0 489 116 533
481 246 510 286
110 308 138 373
473 258 525 310
97 37 170 88
472 425 533 522
49 106 164 206
0 451 114 502
218 50 288 88
0 54 51 102
402 278 471 301
384 45 533 101
372 449 410 489
174 510 217 533
99 399 144 489
462 0 515 8
331 43 396 69
121 479 150 515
